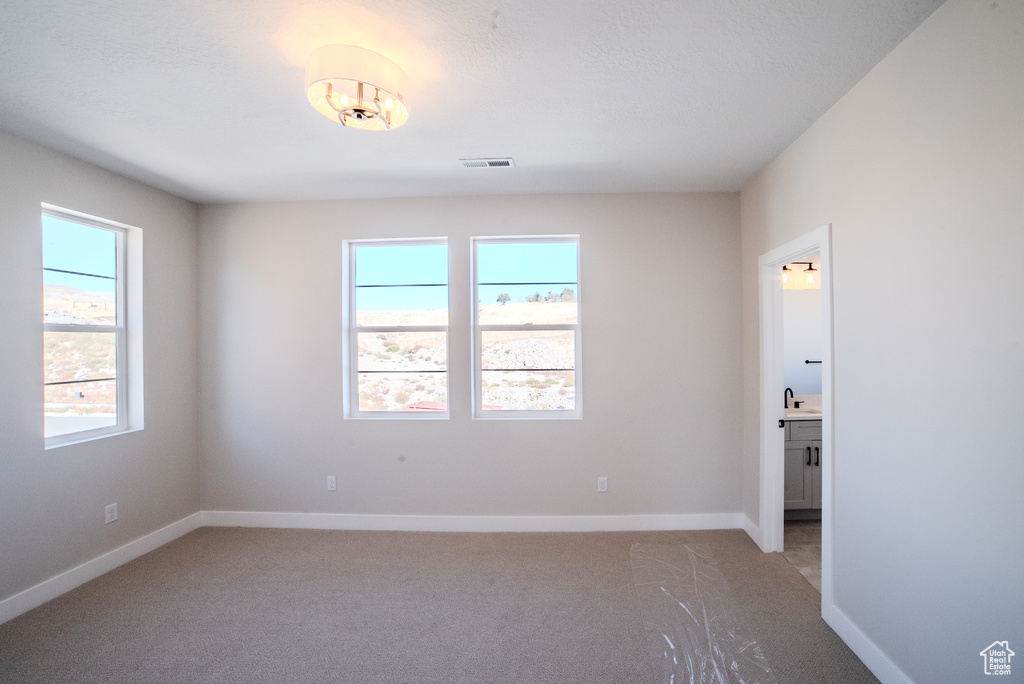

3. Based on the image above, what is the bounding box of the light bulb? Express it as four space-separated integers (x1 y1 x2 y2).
385 98 393 110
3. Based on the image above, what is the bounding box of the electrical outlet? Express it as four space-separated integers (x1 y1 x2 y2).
327 476 337 492
597 477 608 493
104 503 118 524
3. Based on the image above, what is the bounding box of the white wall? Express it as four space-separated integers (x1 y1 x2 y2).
783 289 822 395
0 131 201 605
198 193 742 521
740 1 1024 682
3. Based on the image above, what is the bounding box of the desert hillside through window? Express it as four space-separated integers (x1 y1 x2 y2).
350 238 579 414
475 238 580 415
42 213 122 439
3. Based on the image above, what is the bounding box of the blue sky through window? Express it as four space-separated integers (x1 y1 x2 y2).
477 242 578 305
477 242 577 283
355 243 448 312
42 215 116 292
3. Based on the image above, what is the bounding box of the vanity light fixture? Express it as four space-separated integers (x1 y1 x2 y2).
782 261 819 289
305 45 409 131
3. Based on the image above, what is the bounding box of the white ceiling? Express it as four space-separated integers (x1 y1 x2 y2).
0 0 943 204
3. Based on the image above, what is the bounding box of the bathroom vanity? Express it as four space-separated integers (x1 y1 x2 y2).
784 417 822 511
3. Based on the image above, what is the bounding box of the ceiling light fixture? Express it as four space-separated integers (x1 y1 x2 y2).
305 45 409 131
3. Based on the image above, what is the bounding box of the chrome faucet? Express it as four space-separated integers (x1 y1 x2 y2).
784 387 794 409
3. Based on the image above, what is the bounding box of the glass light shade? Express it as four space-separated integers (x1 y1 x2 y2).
305 45 409 131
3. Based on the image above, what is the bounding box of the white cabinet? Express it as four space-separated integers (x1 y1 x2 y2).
784 420 822 510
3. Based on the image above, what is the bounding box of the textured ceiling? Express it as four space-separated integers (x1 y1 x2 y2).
0 0 944 204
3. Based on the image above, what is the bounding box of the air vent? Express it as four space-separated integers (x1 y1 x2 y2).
460 158 515 168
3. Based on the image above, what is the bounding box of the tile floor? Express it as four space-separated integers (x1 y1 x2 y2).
783 520 822 592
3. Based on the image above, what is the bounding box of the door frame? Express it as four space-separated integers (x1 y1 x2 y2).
757 223 835 621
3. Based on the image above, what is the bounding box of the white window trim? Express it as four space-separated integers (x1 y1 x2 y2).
43 204 144 448
471 235 582 420
342 237 450 420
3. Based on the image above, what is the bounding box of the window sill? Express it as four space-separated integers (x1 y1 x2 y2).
472 411 582 420
345 412 449 421
45 425 142 450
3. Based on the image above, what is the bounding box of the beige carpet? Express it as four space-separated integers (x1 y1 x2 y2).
0 528 877 683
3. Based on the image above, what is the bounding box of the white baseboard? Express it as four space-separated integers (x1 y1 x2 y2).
0 512 202 626
740 514 763 549
830 605 914 684
201 510 747 533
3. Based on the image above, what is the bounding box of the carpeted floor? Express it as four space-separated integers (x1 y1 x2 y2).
0 528 877 683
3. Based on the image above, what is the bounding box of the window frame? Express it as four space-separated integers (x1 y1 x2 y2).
471 235 582 420
342 237 450 420
42 205 141 447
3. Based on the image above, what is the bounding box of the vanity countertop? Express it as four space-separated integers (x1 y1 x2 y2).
784 408 822 421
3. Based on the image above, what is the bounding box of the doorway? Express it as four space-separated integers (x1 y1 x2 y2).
780 251 824 591
757 224 834 622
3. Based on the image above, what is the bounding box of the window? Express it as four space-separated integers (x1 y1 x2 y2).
472 236 581 418
42 207 141 445
344 239 449 418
